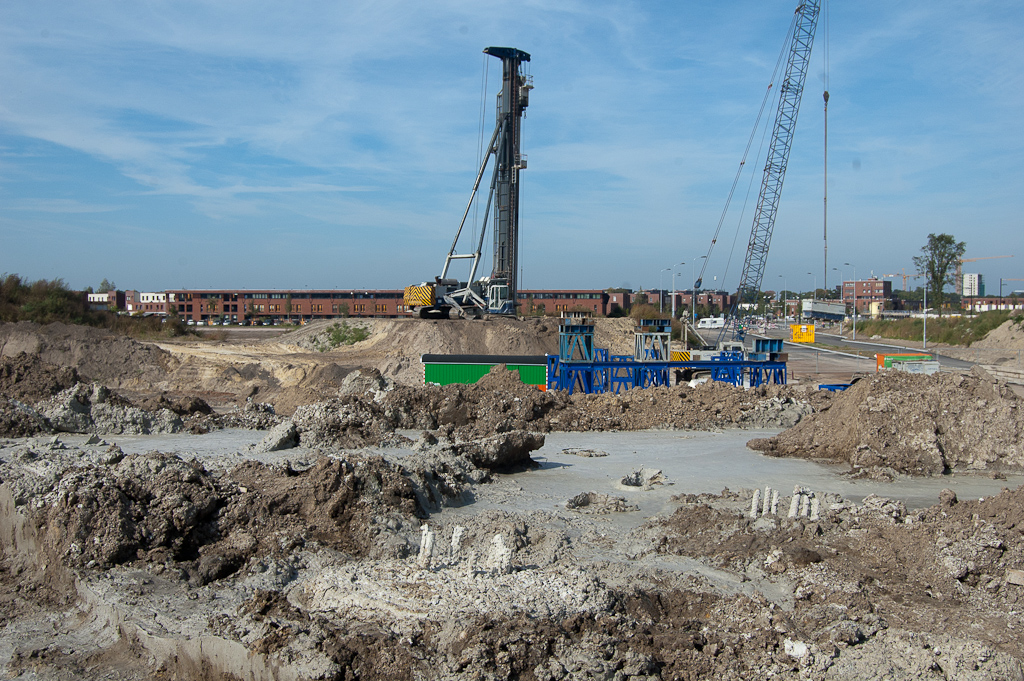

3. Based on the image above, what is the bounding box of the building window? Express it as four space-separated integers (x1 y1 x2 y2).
354 304 366 313
269 304 280 312
374 304 386 313
311 304 324 313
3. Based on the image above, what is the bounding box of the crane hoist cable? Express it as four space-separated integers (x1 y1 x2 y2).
822 0 830 293
694 11 799 293
717 0 821 344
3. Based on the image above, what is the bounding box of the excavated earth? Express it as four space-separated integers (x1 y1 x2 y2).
749 367 1024 477
2 319 1024 679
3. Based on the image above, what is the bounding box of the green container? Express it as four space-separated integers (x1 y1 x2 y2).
880 353 933 369
424 362 546 387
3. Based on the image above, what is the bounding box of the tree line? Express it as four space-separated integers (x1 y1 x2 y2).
0 274 189 337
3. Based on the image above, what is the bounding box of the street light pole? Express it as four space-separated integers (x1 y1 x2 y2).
807 272 817 300
832 266 843 300
779 274 787 320
845 262 856 340
923 284 928 349
669 262 684 320
692 255 707 336
660 267 671 314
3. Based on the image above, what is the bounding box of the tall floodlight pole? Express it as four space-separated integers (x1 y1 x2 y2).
779 274 787 319
692 255 707 333
807 272 817 300
670 261 684 319
660 267 671 314
923 284 928 349
845 262 856 340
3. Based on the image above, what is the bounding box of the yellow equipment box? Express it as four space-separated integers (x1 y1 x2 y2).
790 324 815 343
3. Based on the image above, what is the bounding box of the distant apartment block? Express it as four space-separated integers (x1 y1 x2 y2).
166 289 412 324
962 273 985 297
124 291 168 315
841 278 892 313
86 291 125 311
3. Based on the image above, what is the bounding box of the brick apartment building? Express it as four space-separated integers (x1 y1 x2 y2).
648 290 735 316
517 290 610 316
86 290 125 311
111 287 741 324
842 278 893 314
166 290 411 324
124 291 168 315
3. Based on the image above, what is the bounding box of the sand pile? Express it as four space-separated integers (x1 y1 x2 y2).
749 368 1024 475
0 321 175 390
976 318 1024 351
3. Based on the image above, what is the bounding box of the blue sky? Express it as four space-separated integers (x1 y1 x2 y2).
1 0 1022 294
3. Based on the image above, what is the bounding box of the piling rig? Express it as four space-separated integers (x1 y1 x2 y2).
405 47 533 319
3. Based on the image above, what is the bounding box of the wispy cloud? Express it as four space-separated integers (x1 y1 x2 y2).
0 0 1021 290
5 198 121 213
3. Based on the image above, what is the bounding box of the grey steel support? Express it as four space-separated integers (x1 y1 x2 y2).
634 319 672 361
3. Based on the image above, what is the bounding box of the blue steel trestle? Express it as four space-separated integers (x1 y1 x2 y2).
546 317 787 394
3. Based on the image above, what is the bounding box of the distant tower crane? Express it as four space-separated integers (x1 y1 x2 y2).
727 0 821 340
956 255 1013 290
405 47 533 318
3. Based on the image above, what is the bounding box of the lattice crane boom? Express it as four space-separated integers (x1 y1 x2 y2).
731 0 820 338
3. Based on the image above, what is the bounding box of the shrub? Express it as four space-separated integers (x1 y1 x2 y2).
316 322 370 351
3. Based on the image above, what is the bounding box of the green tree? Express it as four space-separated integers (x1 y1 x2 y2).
629 303 660 321
912 233 966 318
98 278 116 293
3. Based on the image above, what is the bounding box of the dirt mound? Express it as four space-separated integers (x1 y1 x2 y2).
748 369 1024 475
976 318 1024 350
271 316 635 388
41 453 221 568
282 316 563 357
0 396 51 437
0 353 82 401
39 382 184 435
275 365 824 454
644 485 1024 669
0 321 176 390
135 393 213 416
16 451 424 585
377 365 822 438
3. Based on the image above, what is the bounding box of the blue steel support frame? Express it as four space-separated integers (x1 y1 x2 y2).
546 355 787 394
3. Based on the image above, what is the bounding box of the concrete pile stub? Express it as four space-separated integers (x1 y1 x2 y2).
750 486 783 519
787 486 820 520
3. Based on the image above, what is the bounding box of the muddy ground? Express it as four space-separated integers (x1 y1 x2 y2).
2 319 1024 679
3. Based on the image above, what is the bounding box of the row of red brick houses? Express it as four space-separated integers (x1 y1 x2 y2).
87 288 737 323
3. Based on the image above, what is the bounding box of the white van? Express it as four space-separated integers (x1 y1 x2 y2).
696 317 726 330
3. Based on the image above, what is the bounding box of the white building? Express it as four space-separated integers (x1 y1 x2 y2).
962 273 985 297
124 291 168 315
